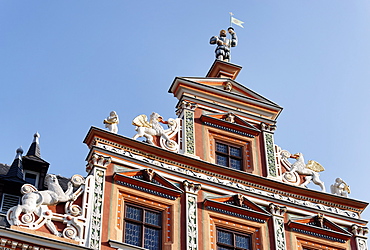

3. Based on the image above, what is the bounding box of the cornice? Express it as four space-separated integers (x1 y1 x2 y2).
83 129 367 221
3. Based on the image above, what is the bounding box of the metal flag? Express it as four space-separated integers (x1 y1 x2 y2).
231 16 244 28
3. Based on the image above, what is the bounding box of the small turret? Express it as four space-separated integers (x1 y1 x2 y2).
5 147 25 181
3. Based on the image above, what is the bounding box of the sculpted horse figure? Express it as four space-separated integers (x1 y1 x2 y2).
289 153 326 192
132 112 173 146
8 174 75 227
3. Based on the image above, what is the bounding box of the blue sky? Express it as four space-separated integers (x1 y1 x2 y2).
1 1 370 222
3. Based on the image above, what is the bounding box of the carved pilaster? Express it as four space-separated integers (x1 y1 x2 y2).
176 101 197 156
352 224 369 250
262 123 279 179
183 180 201 250
269 203 287 250
85 153 110 250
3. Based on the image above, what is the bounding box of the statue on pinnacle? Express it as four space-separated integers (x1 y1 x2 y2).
210 13 244 62
210 27 237 62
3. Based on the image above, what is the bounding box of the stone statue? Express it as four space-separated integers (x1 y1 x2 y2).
7 174 77 232
330 178 350 197
210 27 237 62
103 111 119 134
285 152 326 191
132 112 180 152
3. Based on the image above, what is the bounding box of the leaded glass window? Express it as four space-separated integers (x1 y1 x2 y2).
217 228 251 250
124 204 162 250
215 142 243 170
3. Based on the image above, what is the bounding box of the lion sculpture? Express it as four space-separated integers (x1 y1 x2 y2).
8 174 75 227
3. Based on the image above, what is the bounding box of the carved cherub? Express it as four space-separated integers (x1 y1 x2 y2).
103 111 119 134
330 178 350 197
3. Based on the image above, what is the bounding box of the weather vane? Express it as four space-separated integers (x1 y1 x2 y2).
210 13 244 62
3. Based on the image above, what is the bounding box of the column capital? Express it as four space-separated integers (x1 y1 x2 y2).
183 180 201 194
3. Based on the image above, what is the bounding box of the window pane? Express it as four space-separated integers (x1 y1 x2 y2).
235 234 250 249
230 147 241 157
216 155 228 167
25 173 37 186
216 143 228 153
144 227 160 250
217 230 233 245
126 205 142 221
230 158 242 170
125 222 142 246
217 247 232 250
145 210 161 226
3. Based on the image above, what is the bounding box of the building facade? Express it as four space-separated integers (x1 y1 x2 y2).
0 60 368 250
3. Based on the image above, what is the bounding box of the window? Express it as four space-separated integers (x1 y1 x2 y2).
217 228 252 250
215 141 243 170
124 203 162 250
23 170 39 187
0 193 20 214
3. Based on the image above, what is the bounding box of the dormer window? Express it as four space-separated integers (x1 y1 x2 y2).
23 170 39 187
215 141 243 170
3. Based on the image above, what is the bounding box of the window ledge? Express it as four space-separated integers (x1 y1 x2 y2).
109 240 148 250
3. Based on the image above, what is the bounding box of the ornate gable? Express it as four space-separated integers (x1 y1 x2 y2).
287 214 352 243
114 168 183 200
204 194 271 223
200 112 260 137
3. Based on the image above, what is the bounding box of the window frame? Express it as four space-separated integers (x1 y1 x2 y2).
123 202 163 250
216 227 252 250
23 170 40 187
215 140 244 171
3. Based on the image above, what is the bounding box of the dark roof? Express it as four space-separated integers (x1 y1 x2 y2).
0 163 10 175
5 148 24 180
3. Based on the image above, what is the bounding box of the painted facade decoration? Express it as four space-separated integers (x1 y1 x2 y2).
0 58 368 250
278 147 326 191
7 174 89 243
132 112 180 152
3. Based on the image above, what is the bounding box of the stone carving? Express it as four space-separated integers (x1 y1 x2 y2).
132 112 180 152
210 27 238 62
264 133 277 177
95 142 360 219
225 113 235 123
269 204 287 250
281 151 325 192
89 168 105 249
103 111 119 134
224 82 233 92
330 178 350 198
7 174 85 239
183 181 201 250
8 174 76 227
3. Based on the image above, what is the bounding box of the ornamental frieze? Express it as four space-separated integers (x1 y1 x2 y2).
95 143 360 219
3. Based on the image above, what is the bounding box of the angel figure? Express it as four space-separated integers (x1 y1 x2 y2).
103 111 119 134
330 178 350 197
289 153 326 191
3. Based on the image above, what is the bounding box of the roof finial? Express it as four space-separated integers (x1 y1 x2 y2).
16 147 24 159
26 132 41 157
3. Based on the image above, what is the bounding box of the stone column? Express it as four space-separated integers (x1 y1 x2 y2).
352 224 369 250
269 203 287 250
261 123 279 179
176 101 197 157
85 153 111 250
183 180 201 250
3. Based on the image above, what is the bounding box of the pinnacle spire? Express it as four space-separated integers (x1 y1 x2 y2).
6 147 24 180
26 132 41 158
